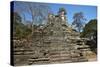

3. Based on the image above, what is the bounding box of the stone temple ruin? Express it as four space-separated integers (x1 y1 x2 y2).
13 8 97 65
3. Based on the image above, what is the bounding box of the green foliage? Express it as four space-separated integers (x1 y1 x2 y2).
14 23 31 39
58 7 67 15
81 19 97 37
13 12 31 39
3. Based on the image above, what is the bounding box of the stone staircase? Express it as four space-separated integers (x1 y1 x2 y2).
14 29 96 66
13 31 91 66
13 20 96 66
12 8 96 66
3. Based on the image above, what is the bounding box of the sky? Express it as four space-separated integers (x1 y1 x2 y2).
48 3 97 24
13 1 97 25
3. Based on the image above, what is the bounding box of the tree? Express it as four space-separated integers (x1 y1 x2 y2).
13 12 22 23
81 19 97 39
13 12 22 32
72 12 86 32
14 1 51 34
58 7 67 15
81 19 97 53
13 12 31 39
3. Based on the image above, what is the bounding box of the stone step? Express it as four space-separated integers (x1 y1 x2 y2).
14 49 34 52
28 58 50 65
14 52 35 55
77 45 90 50
77 59 88 62
28 60 50 65
14 49 35 55
76 57 88 62
30 45 51 47
50 54 70 58
49 51 70 55
50 60 72 63
79 48 91 51
50 56 87 63
50 44 70 46
50 57 71 62
14 54 34 56
49 47 79 51
70 54 81 58
49 52 81 59
29 58 50 62
49 47 76 51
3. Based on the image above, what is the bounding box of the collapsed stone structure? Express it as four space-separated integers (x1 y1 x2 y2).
13 8 96 65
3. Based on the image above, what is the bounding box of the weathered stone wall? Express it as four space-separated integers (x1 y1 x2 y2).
13 13 96 66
